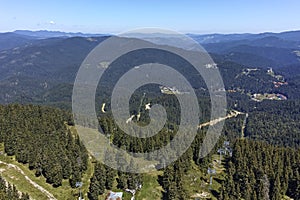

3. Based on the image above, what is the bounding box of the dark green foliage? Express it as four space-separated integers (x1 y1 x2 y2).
0 105 88 187
126 159 142 190
161 164 187 200
117 172 128 190
245 100 300 148
0 31 300 200
160 150 193 200
88 162 107 200
105 166 116 190
0 176 30 200
220 139 300 200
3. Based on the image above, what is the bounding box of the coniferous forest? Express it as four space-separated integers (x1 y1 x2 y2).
0 105 88 188
0 100 299 199
0 27 300 200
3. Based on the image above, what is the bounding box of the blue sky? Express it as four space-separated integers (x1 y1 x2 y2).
1 0 300 34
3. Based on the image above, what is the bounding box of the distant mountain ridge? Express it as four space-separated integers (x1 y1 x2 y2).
2 29 300 42
0 30 300 105
0 32 38 51
195 32 300 69
188 30 300 43
13 30 109 39
0 30 109 51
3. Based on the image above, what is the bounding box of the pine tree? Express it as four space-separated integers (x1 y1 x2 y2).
20 193 30 200
88 162 107 199
117 172 128 189
271 175 281 200
88 176 100 200
69 166 81 188
105 166 116 190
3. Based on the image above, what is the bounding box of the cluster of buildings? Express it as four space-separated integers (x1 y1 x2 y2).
273 81 288 88
251 93 287 102
159 86 182 95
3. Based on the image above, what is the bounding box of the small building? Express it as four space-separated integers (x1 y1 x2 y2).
191 192 211 199
105 191 123 200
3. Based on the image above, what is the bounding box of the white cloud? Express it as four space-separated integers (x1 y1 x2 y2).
49 21 55 25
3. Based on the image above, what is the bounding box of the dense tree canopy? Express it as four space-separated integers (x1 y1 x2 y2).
0 105 88 187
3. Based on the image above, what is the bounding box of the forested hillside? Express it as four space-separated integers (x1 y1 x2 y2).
0 105 88 188
0 31 299 199
0 91 299 200
221 139 300 200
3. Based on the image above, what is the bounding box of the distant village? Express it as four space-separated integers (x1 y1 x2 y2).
229 67 289 102
159 86 183 95
251 93 287 102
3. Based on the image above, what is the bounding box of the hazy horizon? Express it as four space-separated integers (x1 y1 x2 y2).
2 28 300 36
1 1 300 34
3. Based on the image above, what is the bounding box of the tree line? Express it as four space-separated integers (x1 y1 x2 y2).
0 104 88 188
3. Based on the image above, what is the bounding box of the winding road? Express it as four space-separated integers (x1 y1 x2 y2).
198 110 244 129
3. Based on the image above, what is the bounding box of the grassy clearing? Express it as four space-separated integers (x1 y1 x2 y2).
97 171 163 200
0 152 75 200
80 156 95 199
0 134 95 200
135 171 163 200
0 124 228 200
0 162 49 200
182 162 208 199
180 156 227 200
